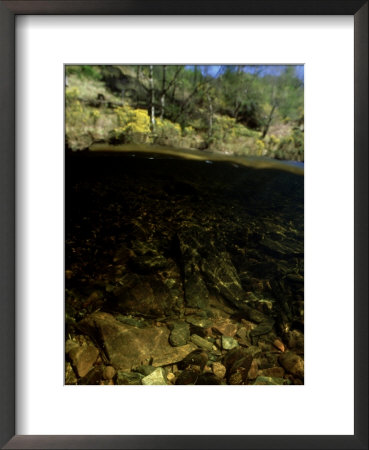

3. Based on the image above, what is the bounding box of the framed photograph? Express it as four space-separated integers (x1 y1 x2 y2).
0 1 367 449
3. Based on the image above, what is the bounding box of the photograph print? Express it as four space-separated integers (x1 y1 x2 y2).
65 64 304 386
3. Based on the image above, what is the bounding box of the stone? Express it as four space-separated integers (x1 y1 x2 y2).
240 320 256 333
243 345 262 359
223 348 248 371
116 371 144 385
221 336 239 350
227 356 253 384
196 373 221 385
273 338 285 352
109 273 179 317
79 312 197 370
65 362 77 385
129 240 170 273
212 362 226 379
247 359 259 380
201 251 246 308
169 322 190 347
65 339 79 354
116 315 148 328
69 344 99 377
184 272 209 309
179 349 208 371
190 334 214 352
258 341 272 352
103 366 116 380
177 227 209 309
142 367 168 385
175 370 199 385
185 315 212 328
260 237 303 258
258 367 285 378
279 352 304 379
249 320 275 342
78 365 104 385
133 365 157 377
212 319 238 337
253 376 290 385
286 330 304 353
167 373 176 383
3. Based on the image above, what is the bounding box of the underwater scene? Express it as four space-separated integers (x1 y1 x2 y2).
65 149 304 385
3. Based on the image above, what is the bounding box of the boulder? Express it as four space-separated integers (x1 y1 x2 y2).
109 273 179 317
79 312 197 370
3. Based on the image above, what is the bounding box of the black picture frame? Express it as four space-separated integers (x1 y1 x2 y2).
0 1 367 449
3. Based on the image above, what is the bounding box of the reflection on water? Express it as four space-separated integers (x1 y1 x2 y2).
65 147 304 386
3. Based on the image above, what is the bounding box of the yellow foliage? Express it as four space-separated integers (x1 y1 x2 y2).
255 139 265 155
113 106 151 142
183 125 195 136
269 134 280 146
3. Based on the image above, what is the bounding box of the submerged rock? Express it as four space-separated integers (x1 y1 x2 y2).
190 334 214 352
279 352 304 379
221 336 239 350
68 343 99 378
142 367 168 385
179 349 208 372
116 371 144 385
196 373 222 385
79 312 197 370
65 362 77 385
109 273 179 317
211 362 226 379
175 370 199 385
169 322 190 347
201 251 246 308
253 376 290 385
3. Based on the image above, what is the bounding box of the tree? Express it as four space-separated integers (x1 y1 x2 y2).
149 65 155 129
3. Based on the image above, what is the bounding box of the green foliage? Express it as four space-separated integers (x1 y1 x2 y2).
274 128 304 161
154 118 182 144
65 64 304 161
66 65 102 81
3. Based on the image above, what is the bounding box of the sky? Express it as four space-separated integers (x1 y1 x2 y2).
186 65 304 82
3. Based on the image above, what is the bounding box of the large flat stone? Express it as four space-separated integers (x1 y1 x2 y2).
79 312 196 370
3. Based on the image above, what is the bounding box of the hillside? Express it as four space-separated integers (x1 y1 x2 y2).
65 65 304 161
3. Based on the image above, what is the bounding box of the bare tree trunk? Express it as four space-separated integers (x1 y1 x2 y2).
262 104 276 138
207 91 213 139
160 65 166 120
149 65 155 130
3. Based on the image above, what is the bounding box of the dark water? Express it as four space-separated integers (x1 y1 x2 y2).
65 150 304 385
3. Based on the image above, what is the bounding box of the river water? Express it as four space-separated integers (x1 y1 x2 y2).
65 147 304 385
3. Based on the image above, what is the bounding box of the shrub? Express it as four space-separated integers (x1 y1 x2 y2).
255 139 265 155
112 106 151 143
154 118 182 144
